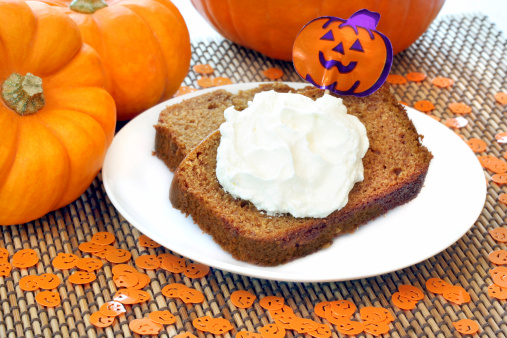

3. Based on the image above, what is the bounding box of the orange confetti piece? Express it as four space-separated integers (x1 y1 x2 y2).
431 77 454 88
179 288 205 304
159 253 186 273
12 248 39 268
129 317 163 335
259 295 285 311
259 323 286 338
499 194 507 205
391 292 418 310
442 285 471 305
448 102 472 115
406 72 426 82
230 290 257 308
78 242 104 253
491 173 507 185
488 250 507 265
488 283 507 300
131 272 151 290
398 285 424 301
495 132 507 144
193 64 214 75
196 77 214 88
386 74 407 85
52 253 79 270
426 278 452 294
134 290 151 304
453 318 480 335
236 331 262 338
273 312 296 330
489 228 507 242
175 332 198 338
0 262 12 277
444 117 468 129
208 318 234 335
149 310 176 325
174 86 198 97
0 248 9 262
113 272 139 289
161 283 187 298
68 271 97 285
135 255 161 269
90 311 115 328
35 290 61 307
213 76 233 86
193 316 212 332
307 323 332 338
329 299 357 317
105 248 132 264
289 317 318 334
495 92 507 105
183 262 209 278
92 245 115 259
36 273 60 290
413 100 435 112
19 275 40 291
114 288 140 305
364 321 390 336
484 157 507 174
99 301 126 317
313 301 331 318
466 138 487 153
111 264 138 276
90 232 115 246
262 68 284 80
360 307 394 323
75 257 103 272
334 319 365 336
138 235 161 248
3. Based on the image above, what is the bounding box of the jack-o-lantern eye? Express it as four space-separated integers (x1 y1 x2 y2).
349 39 364 52
332 42 344 54
320 30 334 41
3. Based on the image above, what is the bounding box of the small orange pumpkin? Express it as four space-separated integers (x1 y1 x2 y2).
191 0 446 61
40 0 191 120
0 0 116 225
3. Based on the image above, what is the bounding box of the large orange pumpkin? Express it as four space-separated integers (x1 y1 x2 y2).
0 0 116 225
191 0 446 61
40 0 191 120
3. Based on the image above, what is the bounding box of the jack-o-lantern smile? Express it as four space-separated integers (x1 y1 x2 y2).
293 9 392 97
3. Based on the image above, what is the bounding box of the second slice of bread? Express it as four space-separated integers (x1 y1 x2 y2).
169 84 433 266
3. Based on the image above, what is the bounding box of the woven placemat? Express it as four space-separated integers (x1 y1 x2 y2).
1 14 507 338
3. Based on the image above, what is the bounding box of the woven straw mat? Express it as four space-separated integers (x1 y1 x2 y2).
1 14 507 338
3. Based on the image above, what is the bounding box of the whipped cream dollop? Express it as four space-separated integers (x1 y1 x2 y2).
216 90 369 218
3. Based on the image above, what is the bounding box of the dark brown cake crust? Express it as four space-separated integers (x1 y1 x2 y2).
168 84 433 266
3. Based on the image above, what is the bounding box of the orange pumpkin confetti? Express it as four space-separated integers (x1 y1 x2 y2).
492 173 507 185
453 319 480 335
466 138 487 153
431 77 454 88
364 321 390 336
0 262 12 277
68 271 97 285
0 248 9 262
179 288 204 304
273 312 296 330
35 290 61 307
113 272 139 289
289 317 318 334
135 255 161 269
329 299 357 317
138 235 161 248
111 264 138 276
269 305 294 319
391 292 418 310
259 323 286 338
442 285 471 305
175 332 199 338
159 253 186 273
236 331 262 338
413 100 435 112
386 74 407 85
448 102 472 115
134 290 151 303
208 318 234 335
496 132 507 144
213 76 233 86
398 285 424 301
19 275 40 291
92 245 115 259
359 307 393 323
193 64 214 75
196 77 214 88
90 232 115 246
488 250 507 265
78 242 104 253
313 301 331 318
444 117 468 129
75 257 103 272
162 283 188 298
492 269 507 288
406 72 426 82
483 157 507 174
36 273 60 290
183 262 210 278
193 316 212 332
105 248 132 263
489 228 507 242
262 68 284 80
259 295 285 311
495 92 507 105
114 289 140 305
231 290 257 308
129 317 163 335
499 194 507 205
99 301 126 317
131 272 151 290
149 310 176 325
12 248 39 268
52 253 79 270
308 323 332 338
334 319 365 336
426 278 452 294
90 311 115 328
488 283 507 300
174 86 198 97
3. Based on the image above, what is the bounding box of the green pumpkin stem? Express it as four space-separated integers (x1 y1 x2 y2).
69 0 108 14
1 73 45 116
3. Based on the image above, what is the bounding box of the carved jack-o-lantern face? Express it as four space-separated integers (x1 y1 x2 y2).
293 9 392 97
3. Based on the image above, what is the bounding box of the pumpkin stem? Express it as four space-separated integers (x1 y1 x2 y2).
69 0 108 14
1 73 46 116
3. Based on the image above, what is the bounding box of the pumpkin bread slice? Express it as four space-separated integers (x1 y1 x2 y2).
169 84 433 266
154 82 295 171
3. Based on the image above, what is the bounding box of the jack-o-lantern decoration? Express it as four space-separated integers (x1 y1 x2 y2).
293 9 392 97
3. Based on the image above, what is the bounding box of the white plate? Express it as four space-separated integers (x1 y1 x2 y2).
102 82 486 282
